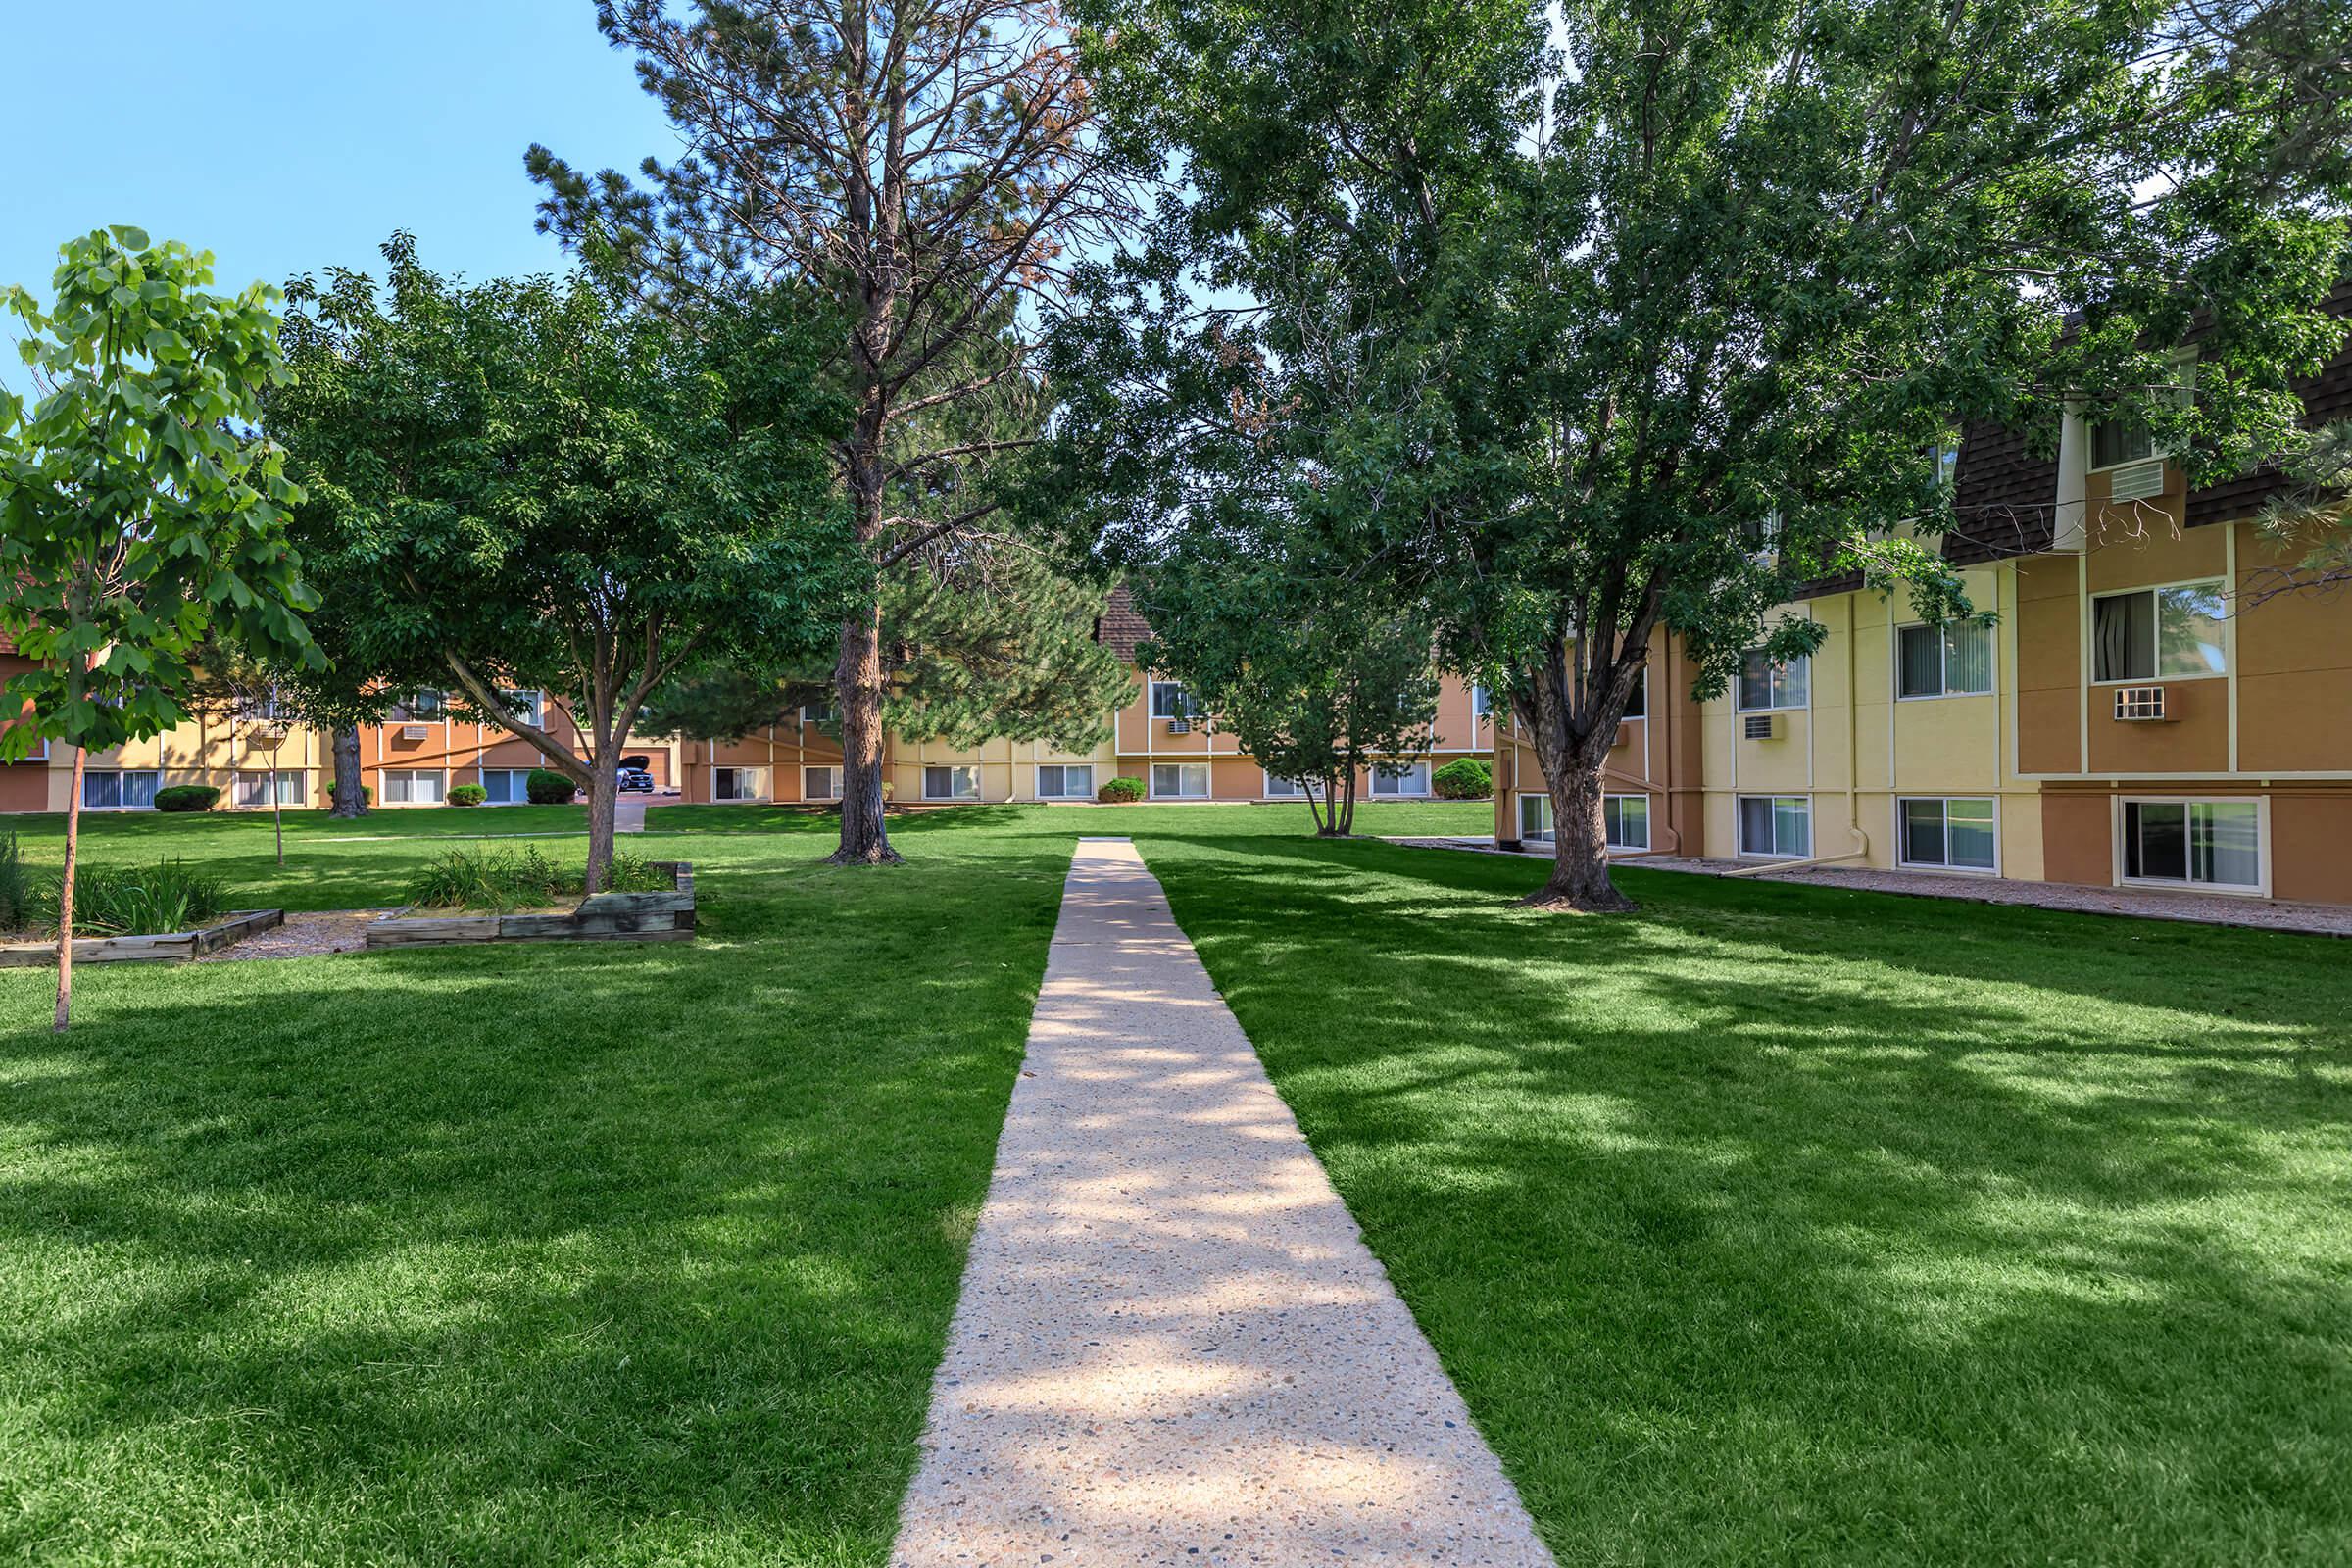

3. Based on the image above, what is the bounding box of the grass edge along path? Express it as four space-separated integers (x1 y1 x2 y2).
1135 832 2352 1567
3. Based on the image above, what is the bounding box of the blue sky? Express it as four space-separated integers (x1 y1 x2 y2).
4 1 679 389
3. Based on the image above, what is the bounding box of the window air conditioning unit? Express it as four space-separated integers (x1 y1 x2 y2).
1743 712 1777 741
400 724 430 741
2107 459 2166 502
1166 718 1191 735
2113 685 2170 722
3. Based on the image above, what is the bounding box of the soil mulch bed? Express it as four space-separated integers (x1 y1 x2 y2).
193 909 404 962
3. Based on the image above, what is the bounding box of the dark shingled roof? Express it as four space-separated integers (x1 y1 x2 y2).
1947 416 2061 565
2186 274 2352 528
1094 584 1152 662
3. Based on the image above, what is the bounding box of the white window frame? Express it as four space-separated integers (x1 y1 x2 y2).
382 768 446 806
500 689 545 728
2089 578 2230 686
2113 795 2269 898
712 765 767 803
923 764 981 802
1517 792 1552 844
1150 761 1211 799
1894 796 2000 875
1263 771 1325 801
1894 620 1995 701
1148 680 1197 720
802 700 834 726
1735 652 1810 713
392 690 446 721
803 764 842 801
82 768 162 810
233 769 308 808
478 767 534 806
1737 795 1812 859
1603 793 1651 852
1034 763 1094 801
1368 760 1432 797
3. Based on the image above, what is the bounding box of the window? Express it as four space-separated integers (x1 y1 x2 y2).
1518 794 1552 843
1470 685 1493 721
1897 620 1993 699
1737 651 1809 711
83 770 160 810
2123 799 2261 890
1151 762 1210 798
1898 797 1996 871
382 769 445 805
2092 582 2227 682
233 770 307 808
1035 764 1093 800
479 767 533 805
1149 682 1197 720
390 690 445 721
240 689 290 723
1738 795 1811 858
802 699 834 725
1369 760 1432 797
1264 773 1324 800
713 765 765 802
1931 438 1961 490
923 765 980 801
1604 794 1650 851
501 690 544 728
2089 416 2156 470
1619 668 1648 718
804 765 842 801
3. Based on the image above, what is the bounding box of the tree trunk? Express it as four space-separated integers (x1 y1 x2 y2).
330 727 367 817
55 746 83 1033
584 761 618 895
1517 636 1640 913
1316 772 1350 836
1337 773 1357 837
828 600 900 865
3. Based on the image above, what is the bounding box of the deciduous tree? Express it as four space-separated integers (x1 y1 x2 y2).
0 228 318 1028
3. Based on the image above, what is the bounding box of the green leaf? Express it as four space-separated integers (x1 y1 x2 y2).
109 225 151 252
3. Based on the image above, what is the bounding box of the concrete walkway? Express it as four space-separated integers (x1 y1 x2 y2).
614 795 650 834
891 839 1553 1568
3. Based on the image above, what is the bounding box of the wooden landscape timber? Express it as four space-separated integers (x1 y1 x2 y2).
365 861 697 949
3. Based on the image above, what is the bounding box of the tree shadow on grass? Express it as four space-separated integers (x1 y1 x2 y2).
0 845 1068 1566
1125 829 2352 1565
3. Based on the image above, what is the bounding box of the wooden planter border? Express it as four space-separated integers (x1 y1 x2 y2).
366 861 697 950
0 908 285 967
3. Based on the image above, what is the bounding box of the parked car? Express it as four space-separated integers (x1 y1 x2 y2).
616 767 656 794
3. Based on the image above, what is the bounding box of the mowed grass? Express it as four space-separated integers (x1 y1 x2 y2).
0 808 1073 1567
1127 832 2352 1565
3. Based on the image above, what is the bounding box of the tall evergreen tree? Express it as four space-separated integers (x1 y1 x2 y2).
528 0 1138 864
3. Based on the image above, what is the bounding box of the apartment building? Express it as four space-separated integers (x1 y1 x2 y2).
676 588 1494 806
1499 283 2352 906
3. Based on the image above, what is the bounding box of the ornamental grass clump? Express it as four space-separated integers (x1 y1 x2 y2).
406 844 671 911
37 859 227 938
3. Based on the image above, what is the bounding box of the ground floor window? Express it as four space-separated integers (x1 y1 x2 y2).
713 765 766 802
1518 793 1552 843
1369 760 1432 797
1738 795 1811 858
1899 797 1996 871
382 769 445 806
1264 772 1325 800
1604 794 1650 851
83 769 160 810
479 768 533 805
1034 763 1093 800
1151 762 1210 799
2122 798 2261 890
804 765 842 801
924 764 980 801
233 770 307 808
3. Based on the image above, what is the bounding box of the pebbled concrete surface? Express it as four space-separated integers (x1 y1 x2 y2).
890 838 1554 1568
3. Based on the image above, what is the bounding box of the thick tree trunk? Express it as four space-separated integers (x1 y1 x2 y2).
55 748 83 1033
828 600 900 865
1517 635 1640 913
584 762 618 895
330 727 367 817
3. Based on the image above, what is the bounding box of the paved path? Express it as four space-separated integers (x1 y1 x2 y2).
614 795 650 834
892 839 1553 1568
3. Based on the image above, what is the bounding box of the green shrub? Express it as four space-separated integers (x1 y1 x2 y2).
44 859 227 937
404 845 670 911
602 851 672 894
1096 775 1146 803
325 781 372 807
525 767 576 805
447 784 488 808
0 832 32 931
1432 758 1493 800
153 783 220 813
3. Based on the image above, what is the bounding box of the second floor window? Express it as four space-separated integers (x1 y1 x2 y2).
1898 621 1993 699
391 690 445 721
2090 416 2156 470
502 690 544 727
1150 681 1196 719
1737 652 1809 712
803 698 834 725
2093 582 2227 682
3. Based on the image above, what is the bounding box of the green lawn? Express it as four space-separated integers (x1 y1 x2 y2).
3 802 2345 1565
1131 832 2352 1566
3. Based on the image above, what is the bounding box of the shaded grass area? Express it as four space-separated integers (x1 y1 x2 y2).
0 815 1070 1566
1131 834 2352 1566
